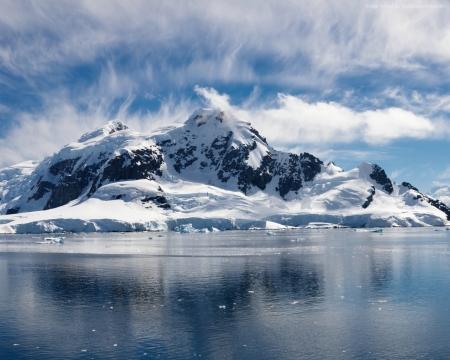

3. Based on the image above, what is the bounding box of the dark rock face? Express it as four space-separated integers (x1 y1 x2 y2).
25 145 164 211
370 164 393 194
49 158 80 176
45 175 82 210
141 195 170 209
28 180 55 202
300 153 323 182
362 186 375 209
204 131 233 167
402 182 419 192
41 160 107 210
6 207 19 215
249 127 267 145
88 148 164 196
218 146 276 194
277 154 302 198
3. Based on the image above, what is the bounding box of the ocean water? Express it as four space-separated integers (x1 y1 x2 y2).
1 228 450 359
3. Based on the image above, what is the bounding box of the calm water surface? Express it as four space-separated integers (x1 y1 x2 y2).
1 228 450 359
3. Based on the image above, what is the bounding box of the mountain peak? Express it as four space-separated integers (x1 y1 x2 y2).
184 108 233 127
76 120 130 145
107 120 128 133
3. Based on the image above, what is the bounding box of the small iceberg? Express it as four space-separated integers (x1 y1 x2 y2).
267 231 275 236
305 222 347 229
173 223 209 233
37 237 65 244
355 229 383 233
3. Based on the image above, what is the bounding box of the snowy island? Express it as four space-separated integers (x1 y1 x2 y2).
0 108 449 234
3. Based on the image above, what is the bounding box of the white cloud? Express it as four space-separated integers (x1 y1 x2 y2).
194 86 232 111
1 0 450 89
194 87 442 147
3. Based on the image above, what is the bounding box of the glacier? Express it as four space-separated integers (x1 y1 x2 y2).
0 108 449 233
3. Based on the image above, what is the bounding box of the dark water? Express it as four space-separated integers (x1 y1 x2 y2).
1 228 450 359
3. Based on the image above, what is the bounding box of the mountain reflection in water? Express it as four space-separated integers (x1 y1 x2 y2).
1 228 450 359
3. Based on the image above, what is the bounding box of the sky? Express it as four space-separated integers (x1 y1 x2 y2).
1 0 450 192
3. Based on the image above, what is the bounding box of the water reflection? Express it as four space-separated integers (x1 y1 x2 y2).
1 229 450 359
370 251 394 290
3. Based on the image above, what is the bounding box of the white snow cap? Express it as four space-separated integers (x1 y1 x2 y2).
107 120 128 133
185 108 231 127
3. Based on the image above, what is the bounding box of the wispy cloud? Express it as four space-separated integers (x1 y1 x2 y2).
390 169 406 179
438 165 450 179
1 0 450 93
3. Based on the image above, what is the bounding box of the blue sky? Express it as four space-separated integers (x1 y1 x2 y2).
1 0 450 191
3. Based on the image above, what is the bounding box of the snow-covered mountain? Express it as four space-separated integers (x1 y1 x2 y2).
0 108 449 233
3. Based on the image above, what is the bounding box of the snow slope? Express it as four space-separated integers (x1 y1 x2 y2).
0 109 448 233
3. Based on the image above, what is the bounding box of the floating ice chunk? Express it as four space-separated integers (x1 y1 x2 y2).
37 237 65 244
148 237 153 240
267 231 275 236
158 234 164 237
173 223 208 233
248 291 254 293
219 305 226 309
305 222 347 229
354 229 382 233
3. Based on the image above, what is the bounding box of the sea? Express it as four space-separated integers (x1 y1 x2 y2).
1 228 450 359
